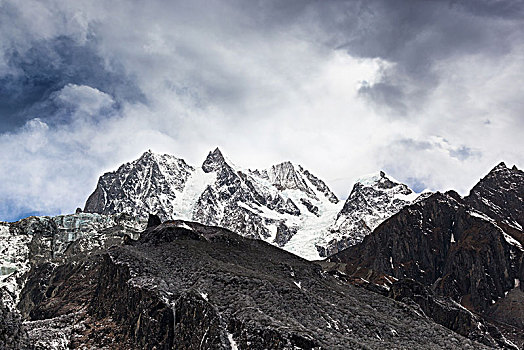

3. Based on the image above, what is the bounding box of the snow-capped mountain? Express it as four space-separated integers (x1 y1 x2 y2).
84 150 194 219
315 171 428 257
3 160 522 349
83 149 432 260
84 148 344 259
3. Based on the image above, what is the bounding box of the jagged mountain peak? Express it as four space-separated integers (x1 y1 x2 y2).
136 149 190 167
489 161 522 175
84 151 194 220
493 161 508 170
266 161 314 194
127 150 195 178
349 170 415 201
353 170 407 191
483 161 523 181
137 149 160 161
84 149 344 259
201 147 230 173
250 161 340 207
316 171 420 257
466 160 524 232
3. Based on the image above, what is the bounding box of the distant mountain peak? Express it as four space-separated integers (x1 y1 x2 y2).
494 161 508 170
137 149 154 160
211 146 223 156
486 161 523 177
316 171 420 257
466 160 524 231
202 147 227 173
84 150 194 220
354 170 400 189
266 161 314 194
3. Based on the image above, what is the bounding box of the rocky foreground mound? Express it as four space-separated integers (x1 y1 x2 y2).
4 220 491 349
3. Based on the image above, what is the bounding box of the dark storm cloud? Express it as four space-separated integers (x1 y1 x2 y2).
216 0 524 117
358 81 407 116
456 0 524 19
0 35 144 132
304 0 524 115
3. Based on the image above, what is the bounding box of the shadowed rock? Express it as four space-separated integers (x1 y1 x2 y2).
146 213 162 229
17 221 489 349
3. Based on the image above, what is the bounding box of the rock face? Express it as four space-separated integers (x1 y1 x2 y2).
465 162 524 240
0 216 144 305
1 213 144 294
329 192 522 312
0 212 146 349
388 279 517 349
0 296 27 350
328 163 524 349
17 221 490 349
84 148 343 260
316 171 423 257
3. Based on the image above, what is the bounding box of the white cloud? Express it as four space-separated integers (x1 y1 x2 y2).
53 84 115 115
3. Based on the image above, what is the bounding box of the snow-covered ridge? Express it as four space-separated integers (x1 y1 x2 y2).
314 171 426 257
84 148 346 259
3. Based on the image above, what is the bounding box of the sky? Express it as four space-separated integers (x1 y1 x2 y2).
1 0 523 221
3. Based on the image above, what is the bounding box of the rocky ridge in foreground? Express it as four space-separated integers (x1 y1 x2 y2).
0 212 145 349
11 219 492 349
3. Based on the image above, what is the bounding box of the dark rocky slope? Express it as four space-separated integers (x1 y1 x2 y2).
16 221 489 349
329 192 522 311
327 163 524 349
465 162 524 246
0 213 145 350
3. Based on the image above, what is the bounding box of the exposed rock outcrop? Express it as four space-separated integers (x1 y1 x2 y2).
465 162 524 250
388 279 517 349
329 192 522 313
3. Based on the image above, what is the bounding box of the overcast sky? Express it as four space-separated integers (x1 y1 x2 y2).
1 0 523 221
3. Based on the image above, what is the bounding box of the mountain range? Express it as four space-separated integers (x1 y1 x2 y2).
83 148 423 260
1 149 523 349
